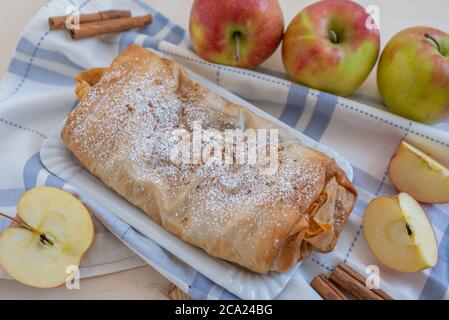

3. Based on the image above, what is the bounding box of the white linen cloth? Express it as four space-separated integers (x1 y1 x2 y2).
0 0 448 299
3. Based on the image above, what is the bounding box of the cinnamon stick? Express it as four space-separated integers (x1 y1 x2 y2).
329 265 383 300
336 263 394 300
49 10 132 30
70 15 152 40
310 274 349 300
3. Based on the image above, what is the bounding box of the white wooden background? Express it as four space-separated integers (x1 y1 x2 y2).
0 0 447 299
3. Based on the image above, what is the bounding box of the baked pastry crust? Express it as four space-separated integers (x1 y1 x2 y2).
62 45 357 274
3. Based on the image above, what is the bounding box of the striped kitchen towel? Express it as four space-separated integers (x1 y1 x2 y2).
1 0 448 299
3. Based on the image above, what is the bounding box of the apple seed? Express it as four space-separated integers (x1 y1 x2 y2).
405 223 413 236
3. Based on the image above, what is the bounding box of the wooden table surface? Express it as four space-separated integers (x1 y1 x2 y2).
0 0 447 299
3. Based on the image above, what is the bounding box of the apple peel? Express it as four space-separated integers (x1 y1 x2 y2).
388 141 449 204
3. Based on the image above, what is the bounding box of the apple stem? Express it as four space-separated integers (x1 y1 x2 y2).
0 211 55 247
329 30 338 44
424 33 442 55
234 32 240 62
0 211 33 231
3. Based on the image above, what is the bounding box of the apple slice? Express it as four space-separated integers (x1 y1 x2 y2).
363 193 438 272
0 187 94 288
388 141 449 203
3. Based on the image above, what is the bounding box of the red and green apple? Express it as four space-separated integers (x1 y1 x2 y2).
282 0 380 96
189 0 284 68
377 27 449 124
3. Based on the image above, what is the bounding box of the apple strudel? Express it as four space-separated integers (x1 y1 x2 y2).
62 45 357 273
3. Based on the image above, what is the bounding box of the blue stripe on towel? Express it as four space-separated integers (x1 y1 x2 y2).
17 37 84 71
375 181 397 196
118 31 139 52
23 153 43 190
352 166 383 195
45 174 65 189
8 58 74 86
352 198 367 218
419 225 449 299
129 230 199 283
118 13 173 52
423 205 449 233
163 25 185 45
139 13 169 37
279 84 308 127
219 289 239 300
0 188 24 206
142 37 160 49
303 92 337 140
188 272 215 299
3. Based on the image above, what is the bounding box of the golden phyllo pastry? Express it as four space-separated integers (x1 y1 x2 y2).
62 45 357 273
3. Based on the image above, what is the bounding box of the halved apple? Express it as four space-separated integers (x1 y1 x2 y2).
363 192 438 272
0 187 94 288
388 141 449 203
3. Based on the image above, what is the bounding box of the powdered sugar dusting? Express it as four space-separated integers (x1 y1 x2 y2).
66 51 329 257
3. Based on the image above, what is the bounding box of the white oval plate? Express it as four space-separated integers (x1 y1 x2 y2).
40 63 353 300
